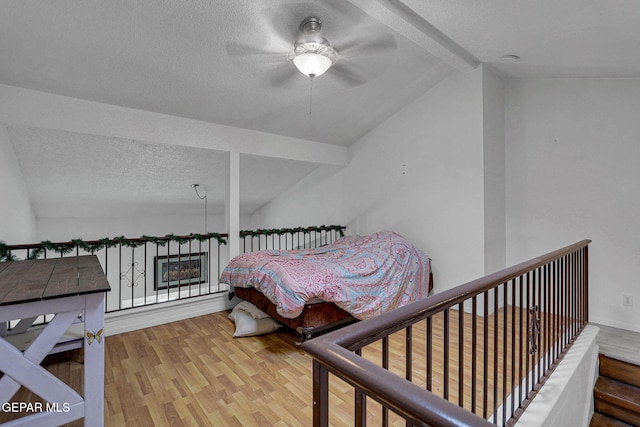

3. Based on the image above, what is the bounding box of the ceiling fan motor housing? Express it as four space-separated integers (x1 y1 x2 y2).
300 17 322 35
292 17 336 65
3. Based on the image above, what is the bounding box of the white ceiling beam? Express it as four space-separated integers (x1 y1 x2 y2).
347 0 479 72
0 84 348 167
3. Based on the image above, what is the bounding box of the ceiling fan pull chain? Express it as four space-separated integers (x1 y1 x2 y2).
309 75 314 114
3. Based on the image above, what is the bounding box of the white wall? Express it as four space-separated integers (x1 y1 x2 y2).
482 67 506 274
253 68 492 292
35 213 231 242
256 71 639 333
506 77 640 332
248 164 345 230
0 125 36 244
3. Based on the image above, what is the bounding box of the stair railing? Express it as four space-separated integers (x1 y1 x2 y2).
302 240 591 426
1 233 227 315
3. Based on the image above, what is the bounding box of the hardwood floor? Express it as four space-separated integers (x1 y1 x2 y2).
2 311 325 426
104 312 321 427
0 307 561 426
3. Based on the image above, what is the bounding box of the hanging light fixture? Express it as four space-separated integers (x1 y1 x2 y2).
289 17 337 114
290 18 337 78
292 42 336 77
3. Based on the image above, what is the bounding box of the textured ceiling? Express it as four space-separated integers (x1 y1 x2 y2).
0 0 449 146
1 0 639 223
8 126 320 219
404 0 640 79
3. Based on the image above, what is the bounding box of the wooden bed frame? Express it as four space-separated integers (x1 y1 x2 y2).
232 268 433 340
233 287 356 340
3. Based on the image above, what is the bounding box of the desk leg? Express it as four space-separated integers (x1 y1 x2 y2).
83 293 105 427
0 310 79 404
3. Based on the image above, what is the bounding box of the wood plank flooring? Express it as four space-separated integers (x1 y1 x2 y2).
0 307 568 426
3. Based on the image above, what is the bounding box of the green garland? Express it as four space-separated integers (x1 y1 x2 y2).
0 232 227 262
1 227 345 262
239 224 346 238
0 243 17 261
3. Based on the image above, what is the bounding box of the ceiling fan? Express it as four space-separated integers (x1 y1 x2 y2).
288 17 337 79
226 9 397 90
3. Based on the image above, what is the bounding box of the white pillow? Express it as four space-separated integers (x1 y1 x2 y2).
232 301 270 319
229 308 281 337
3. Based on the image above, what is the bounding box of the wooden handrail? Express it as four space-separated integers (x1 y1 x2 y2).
321 239 591 350
302 239 591 426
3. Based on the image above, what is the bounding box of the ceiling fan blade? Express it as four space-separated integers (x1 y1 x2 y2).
328 62 367 87
226 41 300 89
335 33 397 58
267 67 301 89
225 42 287 65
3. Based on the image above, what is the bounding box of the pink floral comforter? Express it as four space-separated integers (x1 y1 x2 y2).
220 231 430 320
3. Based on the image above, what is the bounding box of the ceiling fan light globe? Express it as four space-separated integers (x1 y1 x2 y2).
293 53 332 77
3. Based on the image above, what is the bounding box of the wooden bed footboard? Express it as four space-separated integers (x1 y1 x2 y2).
232 271 433 340
232 287 356 340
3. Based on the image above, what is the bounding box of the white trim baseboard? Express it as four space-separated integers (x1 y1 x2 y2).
66 292 236 337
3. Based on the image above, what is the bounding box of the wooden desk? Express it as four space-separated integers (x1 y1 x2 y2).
0 256 110 427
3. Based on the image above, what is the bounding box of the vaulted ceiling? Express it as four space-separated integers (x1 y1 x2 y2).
1 0 638 222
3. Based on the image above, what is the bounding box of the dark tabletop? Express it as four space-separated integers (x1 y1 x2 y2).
0 255 110 306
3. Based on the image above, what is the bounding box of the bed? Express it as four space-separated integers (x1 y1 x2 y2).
221 231 433 339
